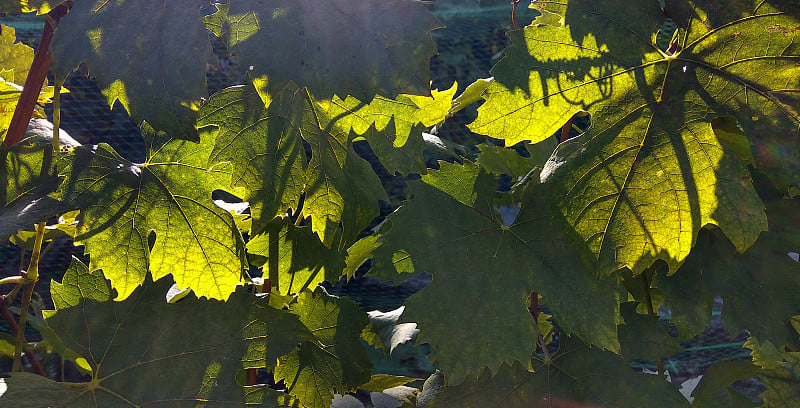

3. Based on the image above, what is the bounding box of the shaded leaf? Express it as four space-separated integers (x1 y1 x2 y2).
372 161 621 381
657 199 800 343
618 302 682 361
51 0 214 140
198 84 385 248
746 334 800 408
205 0 443 101
58 123 246 300
247 217 346 295
429 351 690 408
691 359 757 408
275 287 372 408
0 277 312 406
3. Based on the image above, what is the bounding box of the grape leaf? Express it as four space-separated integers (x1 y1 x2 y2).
204 0 443 101
617 302 682 361
372 161 621 381
0 24 33 86
690 360 757 408
58 123 246 300
275 286 372 408
657 199 800 344
746 332 800 408
428 348 690 408
0 1 56 13
50 0 215 141
198 84 385 248
327 84 457 175
50 256 111 310
472 0 778 277
0 277 313 407
247 217 346 295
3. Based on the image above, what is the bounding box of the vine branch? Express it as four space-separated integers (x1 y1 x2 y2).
511 0 523 30
3 4 70 148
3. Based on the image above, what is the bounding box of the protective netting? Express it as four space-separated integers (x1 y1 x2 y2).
0 4 765 399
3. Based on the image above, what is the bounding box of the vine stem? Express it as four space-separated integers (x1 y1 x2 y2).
511 0 522 30
3 4 70 148
12 221 47 373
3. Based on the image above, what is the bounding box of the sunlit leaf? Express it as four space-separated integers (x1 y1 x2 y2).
58 123 246 300
473 0 780 276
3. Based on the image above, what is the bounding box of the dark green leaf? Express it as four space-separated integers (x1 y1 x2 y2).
51 0 214 140
205 0 443 101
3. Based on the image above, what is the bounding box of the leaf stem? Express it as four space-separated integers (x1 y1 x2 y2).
52 82 61 159
511 0 522 30
3 4 70 148
12 221 46 373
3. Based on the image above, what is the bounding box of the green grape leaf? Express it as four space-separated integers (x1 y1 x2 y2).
58 123 246 300
50 0 214 141
429 346 690 408
746 333 800 408
247 217 346 295
0 129 69 242
0 1 57 13
473 0 779 277
0 24 33 86
204 0 443 101
326 84 458 175
0 277 313 406
657 199 800 343
618 302 682 361
198 84 385 248
449 77 492 117
196 84 305 235
372 161 621 381
50 256 111 310
344 235 381 280
275 287 372 408
690 360 757 408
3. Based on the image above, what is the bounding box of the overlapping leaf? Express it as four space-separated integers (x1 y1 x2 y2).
428 343 690 408
0 1 57 13
0 277 314 407
327 84 456 175
471 0 783 276
746 328 800 408
197 84 386 248
50 256 111 310
58 123 246 300
372 161 621 381
247 217 346 295
204 0 442 101
275 287 372 408
50 0 214 141
657 199 800 344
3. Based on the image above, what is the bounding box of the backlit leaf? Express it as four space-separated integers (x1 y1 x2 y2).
50 256 110 310
473 0 780 276
58 123 246 300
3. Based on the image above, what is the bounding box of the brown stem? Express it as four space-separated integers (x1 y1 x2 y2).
559 115 576 144
3 4 70 148
511 0 522 30
528 291 539 323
